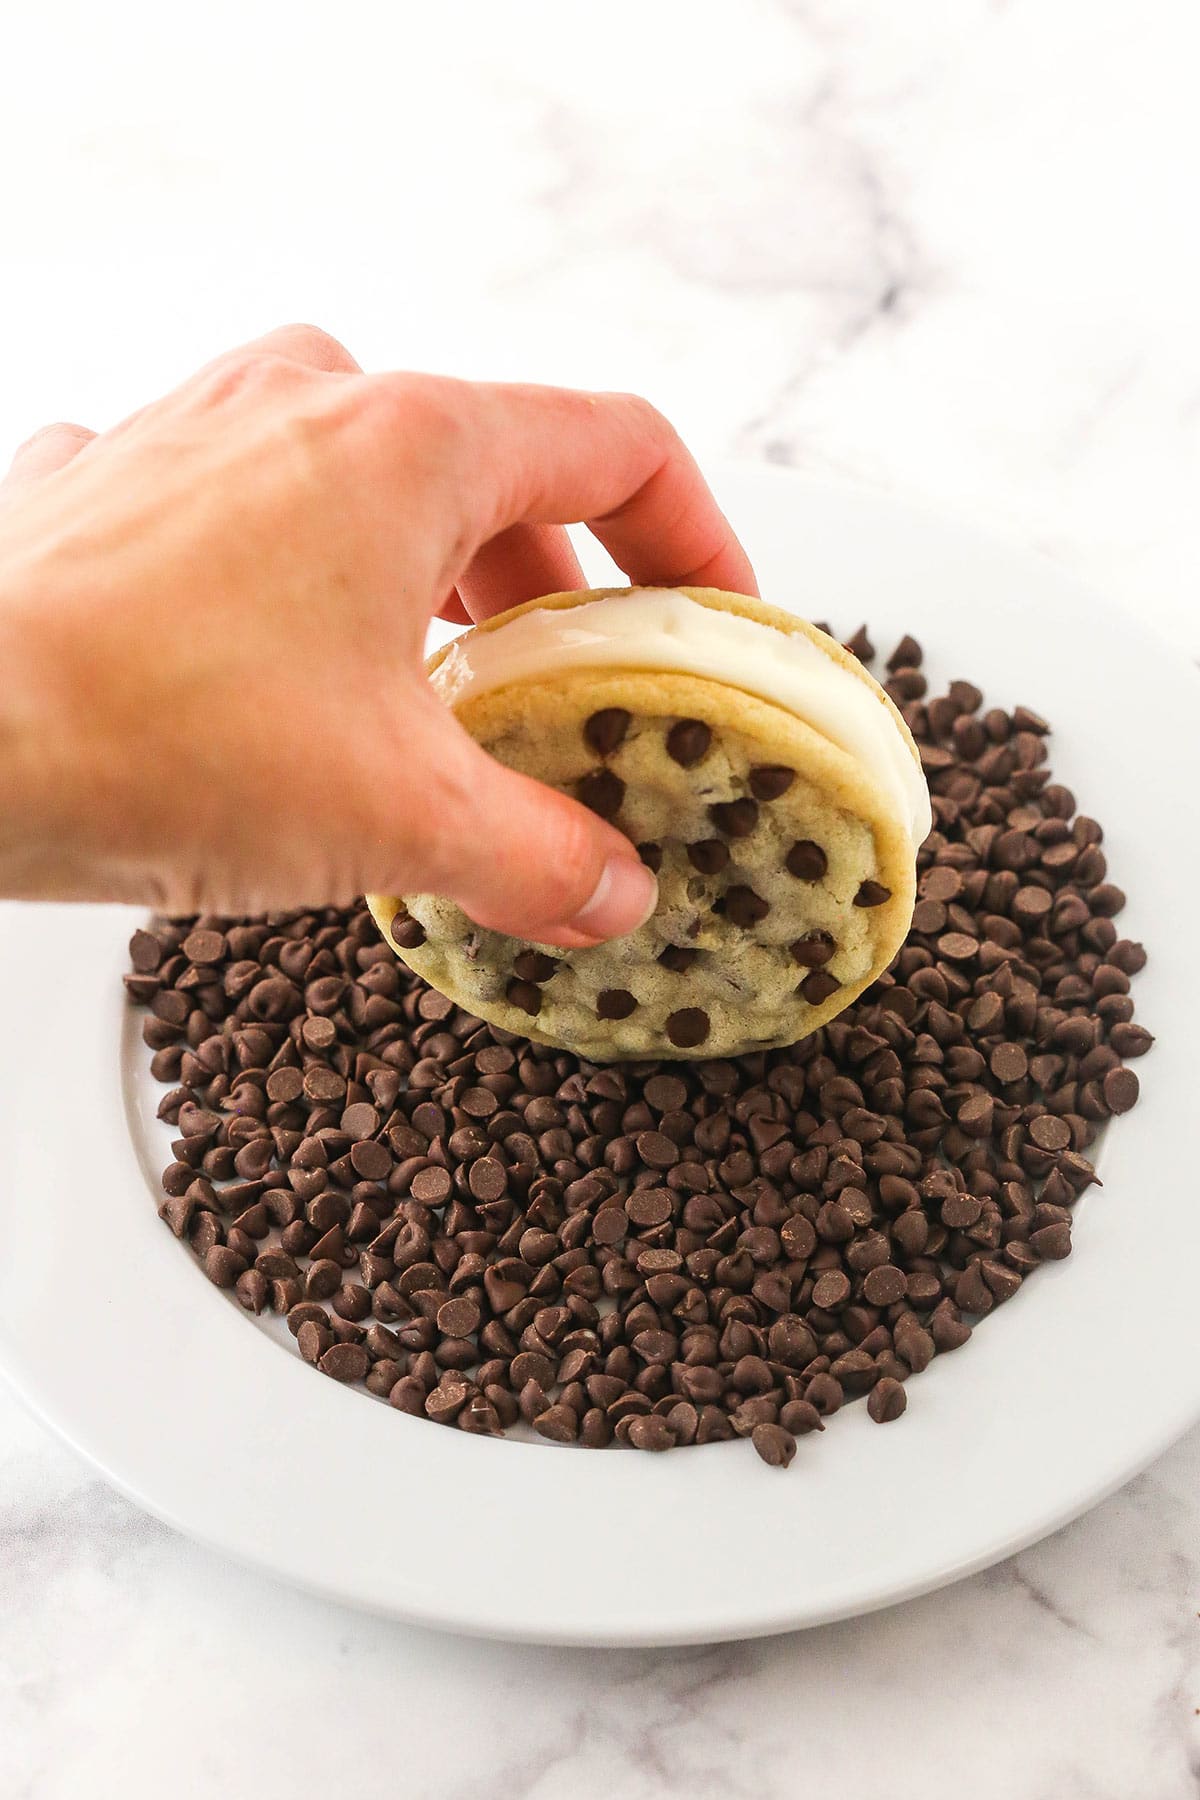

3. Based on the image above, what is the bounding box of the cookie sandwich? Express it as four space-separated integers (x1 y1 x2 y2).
368 587 931 1060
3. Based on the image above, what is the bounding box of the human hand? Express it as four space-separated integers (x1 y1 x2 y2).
0 325 755 944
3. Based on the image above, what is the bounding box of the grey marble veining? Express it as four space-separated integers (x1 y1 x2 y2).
3 1386 1199 1799
2 0 1199 1793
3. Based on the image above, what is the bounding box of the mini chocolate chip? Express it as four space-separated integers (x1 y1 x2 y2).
790 931 835 968
584 708 631 756
645 1074 688 1111
722 885 770 928
990 1043 1028 1084
1029 1114 1071 1151
1103 1067 1139 1113
666 1008 710 1048
751 1423 797 1467
862 1264 906 1306
411 1166 452 1206
658 946 698 973
513 951 558 984
597 989 637 1020
318 1343 369 1383
627 1414 674 1452
749 765 796 801
708 798 759 838
506 978 543 1017
390 915 426 950
436 1295 481 1337
867 1377 907 1423
687 839 730 875
666 719 712 767
629 1188 676 1231
577 769 625 819
183 928 226 965
129 929 163 973
799 970 840 1006
786 840 827 881
887 634 923 671
854 881 892 907
637 843 663 872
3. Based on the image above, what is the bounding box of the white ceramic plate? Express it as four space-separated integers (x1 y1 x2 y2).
1 467 1197 1647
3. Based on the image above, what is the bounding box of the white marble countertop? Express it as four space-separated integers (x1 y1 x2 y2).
3 1 1199 1793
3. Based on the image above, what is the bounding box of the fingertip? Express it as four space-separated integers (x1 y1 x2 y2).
566 854 660 942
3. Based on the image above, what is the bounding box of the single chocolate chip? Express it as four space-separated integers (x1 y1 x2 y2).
812 1269 851 1309
513 951 558 984
436 1295 481 1337
506 978 543 1017
722 885 770 928
1103 1067 1139 1114
709 798 759 838
340 1102 379 1141
129 929 163 973
1012 886 1053 925
577 769 625 819
922 865 963 902
862 1264 906 1306
627 1414 674 1452
534 1404 580 1443
645 1074 688 1112
204 1245 246 1288
637 843 663 872
1109 1022 1153 1058
751 1423 797 1467
1029 1114 1071 1152
799 971 840 1006
887 633 923 671
584 708 631 756
411 1166 453 1205
391 915 426 950
854 881 892 908
790 931 835 968
990 1043 1028 1084
666 719 712 767
183 928 226 965
597 989 637 1020
635 1131 679 1171
666 1008 710 1048
318 1343 369 1383
867 1377 907 1423
687 839 729 875
748 765 796 801
786 840 828 881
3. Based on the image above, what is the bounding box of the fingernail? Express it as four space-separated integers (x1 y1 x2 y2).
569 856 658 941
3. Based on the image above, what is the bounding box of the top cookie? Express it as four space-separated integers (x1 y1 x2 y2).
368 587 928 1061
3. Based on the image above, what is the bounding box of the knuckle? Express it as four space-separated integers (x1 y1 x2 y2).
201 349 299 405
364 374 476 465
272 321 356 371
615 390 674 444
17 420 91 455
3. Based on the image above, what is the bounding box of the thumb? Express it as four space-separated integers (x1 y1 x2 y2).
411 712 659 949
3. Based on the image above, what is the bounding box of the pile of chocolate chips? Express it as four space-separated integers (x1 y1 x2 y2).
128 630 1152 1470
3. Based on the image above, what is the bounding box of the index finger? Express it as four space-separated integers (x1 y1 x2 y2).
390 378 758 601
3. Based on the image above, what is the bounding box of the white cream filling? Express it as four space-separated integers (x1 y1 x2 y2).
431 589 932 845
